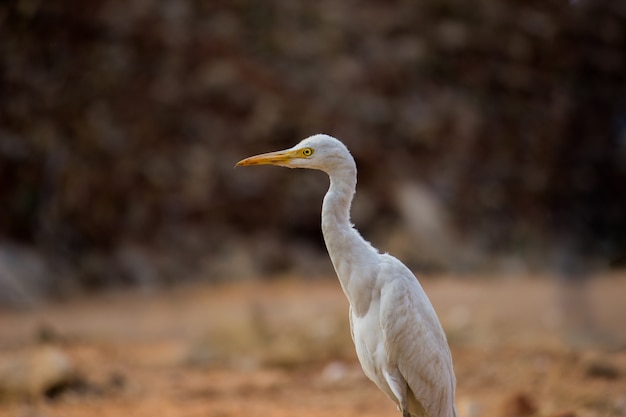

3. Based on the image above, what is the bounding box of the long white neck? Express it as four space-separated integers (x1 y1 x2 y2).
321 164 379 315
321 166 356 238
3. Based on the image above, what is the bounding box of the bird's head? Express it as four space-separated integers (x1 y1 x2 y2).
236 134 355 173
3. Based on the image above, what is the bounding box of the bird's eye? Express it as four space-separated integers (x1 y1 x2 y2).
301 147 313 157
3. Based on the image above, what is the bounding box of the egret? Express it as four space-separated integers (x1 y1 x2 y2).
236 134 458 417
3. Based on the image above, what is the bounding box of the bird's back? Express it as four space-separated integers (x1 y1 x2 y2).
374 255 457 417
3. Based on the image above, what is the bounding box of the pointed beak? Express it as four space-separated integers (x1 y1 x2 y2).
236 149 297 167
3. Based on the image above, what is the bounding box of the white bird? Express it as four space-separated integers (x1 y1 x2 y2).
236 134 458 417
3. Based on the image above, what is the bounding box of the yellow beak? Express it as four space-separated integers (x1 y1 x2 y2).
236 149 298 167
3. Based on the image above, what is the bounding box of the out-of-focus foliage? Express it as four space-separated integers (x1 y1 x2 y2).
0 0 624 296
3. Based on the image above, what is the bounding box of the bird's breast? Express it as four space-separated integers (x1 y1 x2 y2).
351 303 398 404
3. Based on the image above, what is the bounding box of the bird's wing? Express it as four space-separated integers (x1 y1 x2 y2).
379 258 457 417
349 305 356 342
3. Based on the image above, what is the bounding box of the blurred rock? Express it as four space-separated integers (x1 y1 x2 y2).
321 361 349 382
584 360 620 380
0 243 50 308
0 346 76 401
457 396 481 417
390 182 478 271
115 244 159 289
501 392 538 417
36 322 64 344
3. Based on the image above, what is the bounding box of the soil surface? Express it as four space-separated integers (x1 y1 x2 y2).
1 273 625 417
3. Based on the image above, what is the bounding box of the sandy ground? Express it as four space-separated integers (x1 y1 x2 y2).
0 273 625 417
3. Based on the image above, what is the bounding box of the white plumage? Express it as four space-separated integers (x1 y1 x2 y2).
237 134 458 417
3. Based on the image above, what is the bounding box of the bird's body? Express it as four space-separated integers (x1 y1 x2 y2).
237 134 457 417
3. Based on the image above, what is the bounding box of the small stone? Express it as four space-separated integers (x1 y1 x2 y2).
321 361 348 382
501 392 538 417
585 360 620 380
457 396 481 417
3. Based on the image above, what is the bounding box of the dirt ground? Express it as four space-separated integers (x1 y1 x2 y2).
0 273 625 417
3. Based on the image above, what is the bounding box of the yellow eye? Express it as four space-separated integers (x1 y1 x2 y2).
301 147 313 157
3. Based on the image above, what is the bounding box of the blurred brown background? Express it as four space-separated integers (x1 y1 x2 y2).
1 1 626 416
1 0 625 305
